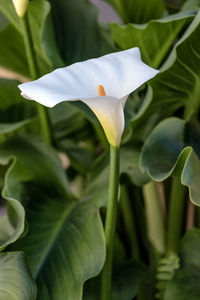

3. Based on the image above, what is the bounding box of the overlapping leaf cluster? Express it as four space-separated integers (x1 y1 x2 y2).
1 0 200 299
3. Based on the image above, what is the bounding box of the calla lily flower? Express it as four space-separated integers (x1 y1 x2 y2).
19 48 159 147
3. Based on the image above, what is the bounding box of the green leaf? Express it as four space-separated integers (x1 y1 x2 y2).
164 229 200 299
50 102 93 143
0 119 34 135
0 0 20 31
0 78 36 135
27 0 64 73
0 135 105 300
0 11 9 30
0 198 24 251
120 143 149 186
0 106 27 251
103 0 165 23
129 10 200 141
164 0 186 9
0 251 37 299
84 152 109 208
181 0 200 11
109 11 194 68
49 0 113 65
58 140 94 174
0 79 24 111
0 24 28 76
0 0 63 76
140 117 200 205
49 102 96 173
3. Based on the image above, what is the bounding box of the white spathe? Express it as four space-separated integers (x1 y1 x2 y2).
12 0 29 17
19 48 159 147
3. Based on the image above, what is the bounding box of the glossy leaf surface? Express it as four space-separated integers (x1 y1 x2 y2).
0 135 105 300
126 10 200 142
109 11 194 68
49 0 113 65
141 117 200 204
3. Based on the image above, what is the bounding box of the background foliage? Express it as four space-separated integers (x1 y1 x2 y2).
1 0 200 299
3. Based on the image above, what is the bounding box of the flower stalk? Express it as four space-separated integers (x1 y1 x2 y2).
101 145 120 300
120 184 140 260
167 177 186 252
20 13 51 144
143 181 165 255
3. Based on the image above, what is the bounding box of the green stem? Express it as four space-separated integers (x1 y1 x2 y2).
20 15 37 79
37 104 52 145
120 185 140 260
101 145 120 300
167 177 186 252
143 181 165 255
20 14 51 144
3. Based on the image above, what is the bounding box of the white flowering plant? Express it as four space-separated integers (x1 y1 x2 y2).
0 0 200 299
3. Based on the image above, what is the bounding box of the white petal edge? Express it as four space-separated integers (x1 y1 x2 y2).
18 47 159 107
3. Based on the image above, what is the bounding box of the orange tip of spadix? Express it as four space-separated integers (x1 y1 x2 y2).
98 85 106 96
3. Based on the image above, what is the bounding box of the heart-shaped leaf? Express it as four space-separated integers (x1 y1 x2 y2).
0 24 28 76
129 10 200 141
140 117 200 205
0 135 105 300
109 11 194 68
